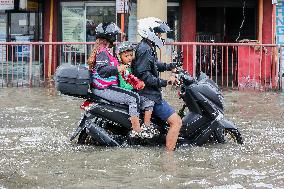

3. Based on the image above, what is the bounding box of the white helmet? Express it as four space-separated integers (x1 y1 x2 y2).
137 17 171 48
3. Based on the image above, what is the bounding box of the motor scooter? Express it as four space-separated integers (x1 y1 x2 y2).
69 64 243 147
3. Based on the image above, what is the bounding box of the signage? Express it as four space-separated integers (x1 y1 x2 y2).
27 0 38 11
276 2 284 72
15 36 31 58
272 0 282 4
0 0 14 10
19 0 38 11
0 14 6 36
0 35 6 62
0 13 6 61
62 6 85 53
116 0 129 13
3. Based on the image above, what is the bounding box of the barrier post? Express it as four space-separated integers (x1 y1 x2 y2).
29 44 33 87
192 44 196 78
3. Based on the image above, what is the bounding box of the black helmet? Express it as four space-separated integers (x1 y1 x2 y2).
95 22 121 43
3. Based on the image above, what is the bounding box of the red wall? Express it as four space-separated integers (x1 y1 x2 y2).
263 0 273 44
181 0 196 75
238 46 262 89
262 0 273 85
238 0 273 88
180 0 275 88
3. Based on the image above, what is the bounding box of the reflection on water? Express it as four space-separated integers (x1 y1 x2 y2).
0 88 284 188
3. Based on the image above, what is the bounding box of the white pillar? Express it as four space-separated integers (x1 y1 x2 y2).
136 0 169 78
137 0 167 20
136 0 167 41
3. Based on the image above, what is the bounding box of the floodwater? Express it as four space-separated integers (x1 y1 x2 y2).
0 87 284 189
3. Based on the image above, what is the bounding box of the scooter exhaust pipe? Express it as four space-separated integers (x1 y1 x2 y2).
86 121 120 147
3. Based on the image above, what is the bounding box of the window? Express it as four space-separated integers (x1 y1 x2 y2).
167 2 180 41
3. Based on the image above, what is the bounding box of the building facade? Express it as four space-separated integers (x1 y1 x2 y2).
0 0 43 43
0 0 274 44
0 0 279 89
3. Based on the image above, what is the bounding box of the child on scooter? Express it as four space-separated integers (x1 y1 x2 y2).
116 41 159 138
88 23 145 139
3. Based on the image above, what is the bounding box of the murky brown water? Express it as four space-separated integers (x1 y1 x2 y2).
1 87 284 189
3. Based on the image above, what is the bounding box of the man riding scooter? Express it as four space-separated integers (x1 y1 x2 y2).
133 17 182 151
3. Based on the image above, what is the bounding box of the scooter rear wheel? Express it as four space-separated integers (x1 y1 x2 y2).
77 128 93 144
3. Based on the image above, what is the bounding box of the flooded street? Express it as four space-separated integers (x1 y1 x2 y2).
1 87 284 189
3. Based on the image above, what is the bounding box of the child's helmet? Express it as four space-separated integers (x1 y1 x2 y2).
137 17 171 48
116 41 134 54
95 22 121 43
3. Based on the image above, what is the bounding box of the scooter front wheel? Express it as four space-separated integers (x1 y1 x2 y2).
224 128 243 144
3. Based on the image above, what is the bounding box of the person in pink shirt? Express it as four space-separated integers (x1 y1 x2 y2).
87 22 151 138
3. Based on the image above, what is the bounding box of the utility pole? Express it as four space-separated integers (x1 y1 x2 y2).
48 0 54 80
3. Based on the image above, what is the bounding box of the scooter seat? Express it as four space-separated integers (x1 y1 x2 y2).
88 93 129 110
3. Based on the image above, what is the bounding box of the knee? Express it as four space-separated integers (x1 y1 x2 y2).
127 96 139 105
175 117 182 128
168 113 182 128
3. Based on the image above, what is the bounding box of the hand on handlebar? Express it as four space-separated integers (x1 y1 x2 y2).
167 75 179 85
171 68 177 73
176 60 183 68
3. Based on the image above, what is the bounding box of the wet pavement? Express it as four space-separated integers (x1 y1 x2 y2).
0 87 284 189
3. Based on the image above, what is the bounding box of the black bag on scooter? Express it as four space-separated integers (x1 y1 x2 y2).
54 64 90 97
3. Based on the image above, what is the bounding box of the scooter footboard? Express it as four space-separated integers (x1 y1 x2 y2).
181 113 211 137
86 121 121 147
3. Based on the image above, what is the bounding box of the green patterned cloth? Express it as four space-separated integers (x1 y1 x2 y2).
118 64 133 90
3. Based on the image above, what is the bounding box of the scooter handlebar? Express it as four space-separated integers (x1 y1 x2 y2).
175 68 196 86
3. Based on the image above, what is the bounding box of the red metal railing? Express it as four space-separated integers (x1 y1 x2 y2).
162 42 283 91
0 42 283 91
